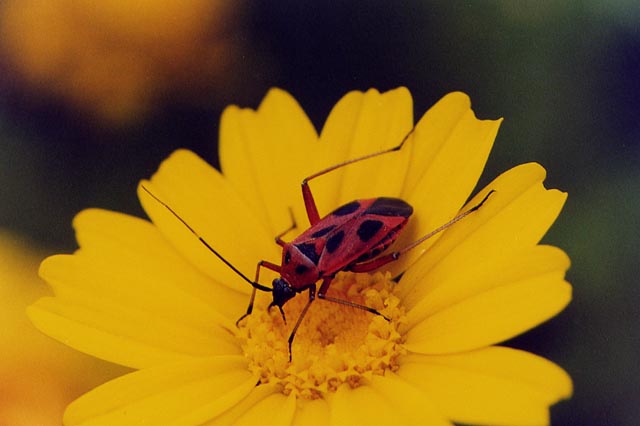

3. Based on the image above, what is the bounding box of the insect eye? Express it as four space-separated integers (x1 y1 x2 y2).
284 251 291 264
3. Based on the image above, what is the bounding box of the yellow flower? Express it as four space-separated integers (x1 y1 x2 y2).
29 88 572 425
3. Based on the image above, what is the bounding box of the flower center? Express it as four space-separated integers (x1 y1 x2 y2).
236 271 406 400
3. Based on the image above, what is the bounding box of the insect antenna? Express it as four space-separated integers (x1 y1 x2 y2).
140 184 272 293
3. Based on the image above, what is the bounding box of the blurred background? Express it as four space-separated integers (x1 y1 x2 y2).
0 1 637 424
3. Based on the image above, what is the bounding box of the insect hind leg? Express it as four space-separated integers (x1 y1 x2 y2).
349 189 496 274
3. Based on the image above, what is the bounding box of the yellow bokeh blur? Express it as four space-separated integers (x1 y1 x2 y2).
0 0 248 124
0 231 126 425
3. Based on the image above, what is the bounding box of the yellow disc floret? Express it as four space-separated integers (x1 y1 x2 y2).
236 271 406 400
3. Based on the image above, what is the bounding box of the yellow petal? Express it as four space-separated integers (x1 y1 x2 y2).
72 208 246 324
313 90 365 214
292 398 331 426
28 295 239 370
404 276 571 354
368 373 452 426
63 356 255 426
398 347 572 426
233 393 296 426
219 88 413 254
388 93 501 275
206 383 280 426
397 162 567 308
324 88 414 205
329 384 397 426
329 378 451 426
219 88 322 232
139 150 280 294
405 245 570 329
401 92 473 195
30 208 245 368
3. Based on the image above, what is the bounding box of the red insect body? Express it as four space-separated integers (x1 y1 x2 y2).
280 197 412 292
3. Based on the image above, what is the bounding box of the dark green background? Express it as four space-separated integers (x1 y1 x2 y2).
1 2 638 425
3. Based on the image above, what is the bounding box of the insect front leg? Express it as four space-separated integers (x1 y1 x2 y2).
275 207 297 247
301 127 417 226
236 260 281 326
287 284 317 361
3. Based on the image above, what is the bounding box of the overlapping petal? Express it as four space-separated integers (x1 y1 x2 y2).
28 209 242 369
389 93 501 275
204 383 281 425
291 399 331 426
398 163 570 353
324 88 413 206
28 296 233 370
139 150 281 293
69 208 245 324
403 274 570 354
220 88 417 235
403 244 570 354
330 374 451 426
368 373 452 426
397 162 567 307
329 384 397 426
219 89 322 233
63 356 255 426
398 347 572 426
404 244 570 330
229 393 296 426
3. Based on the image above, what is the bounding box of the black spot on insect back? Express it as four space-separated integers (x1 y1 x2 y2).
295 242 320 265
357 220 383 242
331 201 360 216
295 265 309 275
311 225 336 238
326 230 345 253
365 197 413 217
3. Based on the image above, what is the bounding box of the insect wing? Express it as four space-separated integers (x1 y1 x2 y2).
319 211 408 271
291 197 412 276
294 199 370 243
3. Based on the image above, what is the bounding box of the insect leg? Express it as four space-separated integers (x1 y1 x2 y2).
301 127 416 225
236 260 281 326
350 190 496 273
275 207 297 247
317 277 390 321
287 284 317 361
237 210 295 325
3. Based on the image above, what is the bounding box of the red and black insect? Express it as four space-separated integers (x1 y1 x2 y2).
142 128 494 360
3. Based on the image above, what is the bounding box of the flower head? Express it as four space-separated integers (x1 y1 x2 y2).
29 88 572 425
